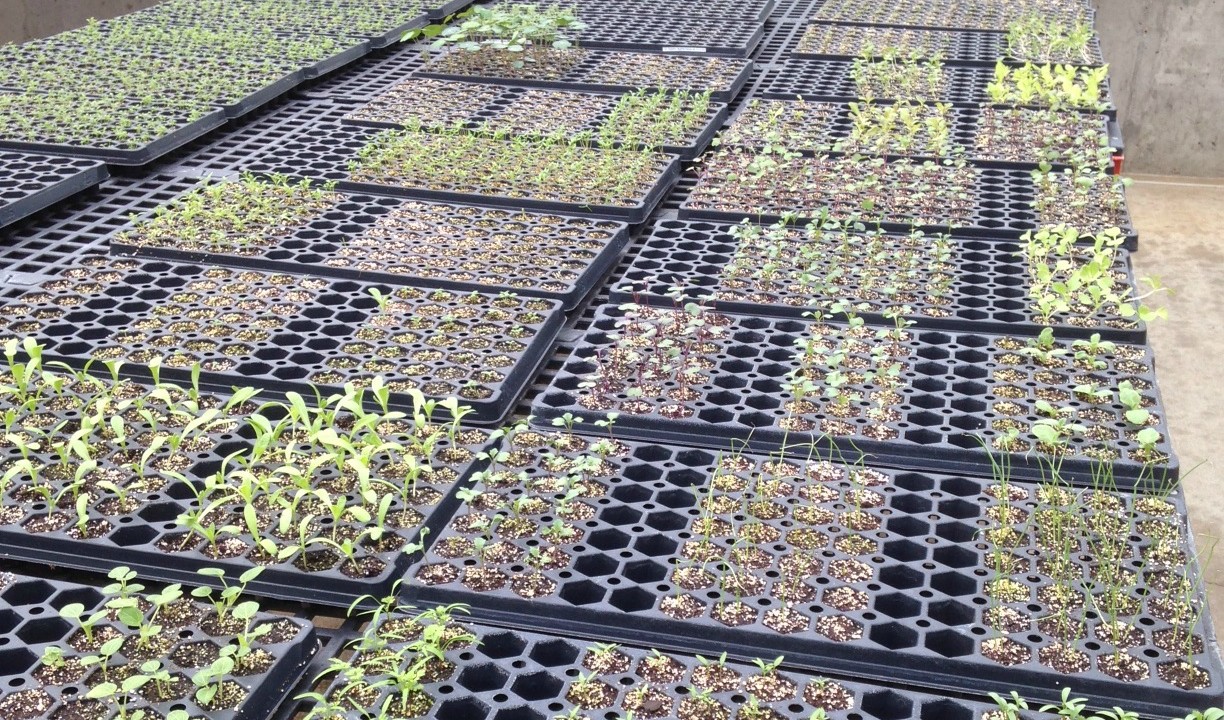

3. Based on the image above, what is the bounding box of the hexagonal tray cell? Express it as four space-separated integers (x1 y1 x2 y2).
107 175 631 310
679 149 1137 246
403 436 1219 715
610 217 1145 341
0 255 564 425
341 78 727 160
281 615 1028 720
530 303 1177 487
0 341 498 606
417 48 754 103
242 118 681 223
0 152 109 231
0 568 316 720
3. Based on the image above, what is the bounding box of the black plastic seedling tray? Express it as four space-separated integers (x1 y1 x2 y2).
570 14 765 57
273 620 1066 720
611 216 1145 341
721 95 981 153
0 319 505 608
718 98 1118 171
403 436 1221 716
775 0 833 22
161 98 359 174
418 49 755 103
242 120 682 223
428 0 475 19
532 303 1178 487
0 411 495 607
301 42 437 101
0 255 565 425
135 2 435 51
342 79 728 160
790 22 1106 66
808 0 1094 33
296 36 373 78
0 569 319 720
0 151 109 230
109 178 632 311
0 105 228 166
0 174 208 281
756 58 992 105
0 38 364 124
755 58 1118 118
0 66 285 125
679 161 1139 249
212 68 304 119
520 0 778 22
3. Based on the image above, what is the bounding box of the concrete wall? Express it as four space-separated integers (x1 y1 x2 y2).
0 0 162 44
1090 0 1223 176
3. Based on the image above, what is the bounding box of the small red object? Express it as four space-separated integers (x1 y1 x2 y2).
1113 154 1124 175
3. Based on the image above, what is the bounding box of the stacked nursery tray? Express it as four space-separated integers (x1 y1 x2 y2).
107 174 632 310
531 303 1177 487
272 612 1039 720
402 431 1220 715
717 97 1119 170
241 119 681 222
0 0 470 164
417 48 754 102
611 217 1146 341
0 151 108 230
0 350 500 604
342 77 728 160
0 255 563 424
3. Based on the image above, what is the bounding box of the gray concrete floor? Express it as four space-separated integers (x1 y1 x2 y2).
1128 176 1224 627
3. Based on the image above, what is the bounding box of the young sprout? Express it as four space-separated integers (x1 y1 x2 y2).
987 690 1029 720
1039 687 1087 720
751 655 784 674
191 566 264 628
